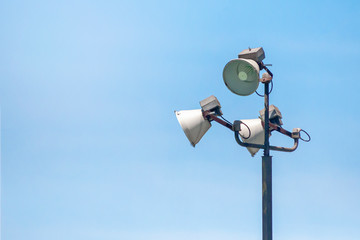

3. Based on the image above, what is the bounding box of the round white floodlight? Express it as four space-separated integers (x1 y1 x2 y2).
239 118 265 157
175 109 211 147
223 58 260 96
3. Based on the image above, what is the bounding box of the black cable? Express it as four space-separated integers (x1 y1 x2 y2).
299 129 311 142
220 115 232 125
255 80 273 97
220 116 252 140
239 121 251 139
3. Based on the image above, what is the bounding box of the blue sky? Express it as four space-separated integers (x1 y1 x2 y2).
1 0 360 239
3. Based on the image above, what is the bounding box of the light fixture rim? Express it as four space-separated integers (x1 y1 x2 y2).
222 58 260 96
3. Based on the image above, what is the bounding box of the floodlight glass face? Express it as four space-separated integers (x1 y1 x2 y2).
175 109 211 147
223 58 260 96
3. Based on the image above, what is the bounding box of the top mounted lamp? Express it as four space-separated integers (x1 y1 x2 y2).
223 47 265 96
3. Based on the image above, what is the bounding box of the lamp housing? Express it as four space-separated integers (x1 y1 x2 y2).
175 109 211 147
259 105 283 126
238 47 265 66
223 58 260 96
200 95 222 116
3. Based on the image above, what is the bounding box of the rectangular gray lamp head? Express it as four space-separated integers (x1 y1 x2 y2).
259 104 283 126
200 95 222 116
238 47 265 63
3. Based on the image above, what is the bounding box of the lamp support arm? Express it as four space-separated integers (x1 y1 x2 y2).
234 130 299 152
202 111 233 130
202 112 300 153
260 62 273 77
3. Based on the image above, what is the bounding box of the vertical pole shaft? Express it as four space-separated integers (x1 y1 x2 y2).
263 82 272 240
264 82 270 157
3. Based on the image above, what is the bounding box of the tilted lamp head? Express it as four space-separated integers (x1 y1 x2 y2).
223 59 260 96
238 118 266 157
175 109 211 147
174 96 222 147
223 47 265 96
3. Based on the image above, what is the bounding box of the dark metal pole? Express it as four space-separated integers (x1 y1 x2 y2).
262 82 272 240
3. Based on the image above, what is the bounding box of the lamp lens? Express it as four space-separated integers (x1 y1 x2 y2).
237 64 256 82
238 71 247 81
223 58 260 96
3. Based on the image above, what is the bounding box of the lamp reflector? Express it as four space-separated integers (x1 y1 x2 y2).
175 109 211 147
223 58 260 96
239 118 265 156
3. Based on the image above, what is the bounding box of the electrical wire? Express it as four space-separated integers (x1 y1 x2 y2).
219 116 251 140
239 121 251 139
299 129 311 142
220 115 232 125
256 80 273 97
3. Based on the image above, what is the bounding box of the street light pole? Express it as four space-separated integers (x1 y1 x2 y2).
175 47 310 240
262 81 272 240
